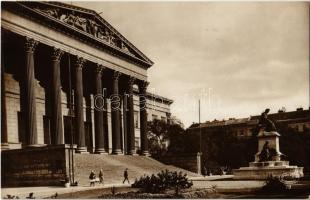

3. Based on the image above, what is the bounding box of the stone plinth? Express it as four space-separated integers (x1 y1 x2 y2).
1 144 76 187
233 163 304 180
233 131 304 180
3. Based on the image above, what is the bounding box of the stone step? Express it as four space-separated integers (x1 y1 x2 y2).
73 154 201 186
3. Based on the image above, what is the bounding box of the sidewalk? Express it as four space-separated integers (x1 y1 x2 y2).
1 183 130 199
190 175 234 181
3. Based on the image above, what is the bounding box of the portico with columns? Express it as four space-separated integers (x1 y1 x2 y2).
1 2 154 155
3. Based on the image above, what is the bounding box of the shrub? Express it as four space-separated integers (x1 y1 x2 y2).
261 175 288 193
3 194 20 199
132 170 193 195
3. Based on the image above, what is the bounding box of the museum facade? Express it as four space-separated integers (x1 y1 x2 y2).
1 2 172 155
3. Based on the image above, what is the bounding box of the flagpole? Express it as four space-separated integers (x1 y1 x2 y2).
199 99 201 154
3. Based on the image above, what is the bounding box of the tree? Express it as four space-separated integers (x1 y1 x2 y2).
147 119 187 157
148 119 169 147
147 119 170 156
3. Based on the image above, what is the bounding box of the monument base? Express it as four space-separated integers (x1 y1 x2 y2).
233 161 304 180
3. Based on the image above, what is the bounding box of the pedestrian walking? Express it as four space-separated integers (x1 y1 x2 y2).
89 170 96 187
122 168 130 184
99 169 104 185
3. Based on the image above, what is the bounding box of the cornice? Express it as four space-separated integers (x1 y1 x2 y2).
2 2 153 69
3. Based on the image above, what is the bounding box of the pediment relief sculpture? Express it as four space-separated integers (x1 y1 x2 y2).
33 6 133 55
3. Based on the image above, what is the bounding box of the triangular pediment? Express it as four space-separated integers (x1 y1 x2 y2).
11 2 153 67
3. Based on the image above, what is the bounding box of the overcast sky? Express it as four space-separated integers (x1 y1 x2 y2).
74 2 309 127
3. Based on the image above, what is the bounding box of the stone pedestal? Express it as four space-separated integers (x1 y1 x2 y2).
255 131 281 162
197 152 202 175
233 130 304 180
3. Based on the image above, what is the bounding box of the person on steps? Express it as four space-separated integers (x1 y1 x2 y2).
99 169 104 185
122 168 130 184
89 170 96 187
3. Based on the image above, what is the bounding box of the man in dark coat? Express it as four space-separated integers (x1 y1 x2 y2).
123 168 130 184
89 170 96 186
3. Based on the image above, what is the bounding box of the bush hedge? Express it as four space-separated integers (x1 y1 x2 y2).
132 170 193 195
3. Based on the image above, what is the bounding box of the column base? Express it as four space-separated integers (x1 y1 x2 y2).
76 146 89 154
1 143 10 150
94 148 108 154
127 150 138 155
112 149 123 155
141 151 151 156
26 144 47 148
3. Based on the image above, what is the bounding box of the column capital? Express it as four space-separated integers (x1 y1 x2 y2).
25 37 38 53
128 76 136 86
95 64 105 74
75 56 86 69
51 47 64 61
112 71 121 81
139 81 149 93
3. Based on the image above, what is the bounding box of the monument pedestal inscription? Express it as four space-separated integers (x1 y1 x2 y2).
233 130 304 180
233 109 303 180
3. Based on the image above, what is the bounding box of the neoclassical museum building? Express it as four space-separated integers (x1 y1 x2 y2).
1 2 173 185
1 1 173 154
1 2 173 186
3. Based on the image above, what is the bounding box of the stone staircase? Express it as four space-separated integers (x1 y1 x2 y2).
74 154 201 186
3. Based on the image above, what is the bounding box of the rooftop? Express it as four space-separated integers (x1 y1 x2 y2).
188 107 310 129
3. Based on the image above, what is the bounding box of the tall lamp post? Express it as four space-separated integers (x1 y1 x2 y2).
197 99 202 175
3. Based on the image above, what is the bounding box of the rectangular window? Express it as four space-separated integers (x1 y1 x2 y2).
134 111 139 128
135 138 140 150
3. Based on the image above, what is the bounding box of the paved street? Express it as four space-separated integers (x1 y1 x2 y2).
1 183 130 199
1 176 265 199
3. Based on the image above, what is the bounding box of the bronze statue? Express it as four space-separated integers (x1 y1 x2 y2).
259 141 270 162
258 108 277 132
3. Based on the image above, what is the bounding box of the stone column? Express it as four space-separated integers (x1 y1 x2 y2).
24 37 39 147
94 65 106 154
74 56 87 153
51 48 64 145
126 77 136 155
123 95 127 153
1 69 9 149
103 94 109 152
111 71 122 154
139 81 149 156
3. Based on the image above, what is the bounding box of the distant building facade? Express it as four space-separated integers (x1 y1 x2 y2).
133 89 173 151
188 108 310 138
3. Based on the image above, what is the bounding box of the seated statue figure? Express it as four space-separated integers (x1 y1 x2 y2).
259 141 270 162
258 108 277 132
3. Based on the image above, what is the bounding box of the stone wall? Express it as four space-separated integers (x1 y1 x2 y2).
1 145 72 187
4 72 48 146
4 73 21 144
154 154 199 174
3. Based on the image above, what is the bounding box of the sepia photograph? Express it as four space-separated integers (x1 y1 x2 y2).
1 1 310 199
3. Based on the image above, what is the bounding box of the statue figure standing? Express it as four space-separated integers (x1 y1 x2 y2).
258 109 277 132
